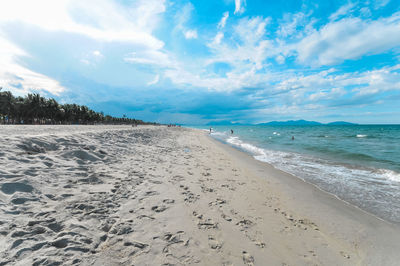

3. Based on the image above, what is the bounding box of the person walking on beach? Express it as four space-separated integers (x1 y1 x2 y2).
210 127 212 134
231 129 234 134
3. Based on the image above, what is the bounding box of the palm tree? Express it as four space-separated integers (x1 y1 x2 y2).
0 89 156 125
44 98 59 124
0 90 14 123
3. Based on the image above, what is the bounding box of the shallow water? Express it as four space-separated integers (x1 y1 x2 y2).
194 124 400 224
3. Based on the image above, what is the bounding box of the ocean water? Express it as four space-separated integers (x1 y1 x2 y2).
194 125 400 224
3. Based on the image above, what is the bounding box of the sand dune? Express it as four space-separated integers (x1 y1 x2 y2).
0 125 399 265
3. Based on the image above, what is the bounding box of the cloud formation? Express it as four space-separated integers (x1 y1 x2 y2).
218 12 229 29
0 36 65 95
184 29 198 39
0 0 399 124
296 12 400 66
0 0 167 95
234 0 246 15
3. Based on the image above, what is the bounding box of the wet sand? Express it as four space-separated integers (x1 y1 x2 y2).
0 125 399 265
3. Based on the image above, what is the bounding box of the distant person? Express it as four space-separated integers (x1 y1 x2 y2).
231 129 234 134
210 127 212 134
292 136 295 140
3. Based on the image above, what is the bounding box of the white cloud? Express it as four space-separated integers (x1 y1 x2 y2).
373 0 391 9
0 0 167 94
296 12 400 66
276 12 316 40
93 50 103 57
234 0 246 15
0 66 65 96
269 65 400 104
234 16 270 44
329 3 355 21
360 7 372 17
124 50 171 67
0 0 166 48
2 0 397 110
163 16 277 92
247 66 400 118
184 29 198 39
345 65 400 95
278 12 309 38
164 65 272 92
147 74 160 86
208 17 272 70
80 50 104 66
275 55 285 64
0 35 65 95
175 2 194 27
161 6 400 99
173 2 199 41
212 32 224 45
309 87 346 101
218 12 229 28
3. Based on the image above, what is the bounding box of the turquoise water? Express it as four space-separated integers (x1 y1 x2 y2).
192 125 400 224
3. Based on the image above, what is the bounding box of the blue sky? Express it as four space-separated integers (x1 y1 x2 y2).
0 0 400 124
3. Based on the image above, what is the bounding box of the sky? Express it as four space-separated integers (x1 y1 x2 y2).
0 0 400 124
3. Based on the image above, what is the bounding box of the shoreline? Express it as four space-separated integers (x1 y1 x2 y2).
207 131 394 226
1 125 399 265
204 129 400 264
202 125 400 226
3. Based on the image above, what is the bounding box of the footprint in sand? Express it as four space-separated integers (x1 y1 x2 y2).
125 241 150 257
242 251 255 265
255 241 266 248
340 251 351 259
181 187 200 203
192 211 219 230
208 235 222 250
109 223 133 235
209 198 227 207
197 219 218 230
201 186 214 193
236 219 254 231
151 205 168 213
221 213 232 222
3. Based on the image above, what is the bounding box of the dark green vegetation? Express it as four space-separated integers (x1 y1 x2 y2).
0 88 156 125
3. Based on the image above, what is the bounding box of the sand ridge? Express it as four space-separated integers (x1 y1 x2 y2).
0 125 398 265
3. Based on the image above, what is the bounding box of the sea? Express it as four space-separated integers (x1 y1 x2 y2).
190 124 400 224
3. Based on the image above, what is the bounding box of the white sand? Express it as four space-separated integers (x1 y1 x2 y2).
0 125 399 265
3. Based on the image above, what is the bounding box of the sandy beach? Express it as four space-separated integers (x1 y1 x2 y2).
0 125 399 265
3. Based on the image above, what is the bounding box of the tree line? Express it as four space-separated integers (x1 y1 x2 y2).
0 88 156 125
